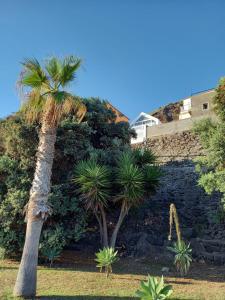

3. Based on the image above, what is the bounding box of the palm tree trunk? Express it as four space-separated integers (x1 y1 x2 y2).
13 125 56 297
94 211 104 246
110 201 128 249
99 205 108 247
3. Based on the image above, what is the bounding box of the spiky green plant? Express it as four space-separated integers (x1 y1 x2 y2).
167 203 192 276
136 275 173 300
74 160 110 247
95 247 119 277
167 240 192 276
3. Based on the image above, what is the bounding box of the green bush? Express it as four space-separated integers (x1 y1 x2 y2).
136 275 173 300
167 241 192 276
0 99 134 257
95 247 119 277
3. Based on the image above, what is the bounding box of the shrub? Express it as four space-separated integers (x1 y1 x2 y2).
39 226 66 267
167 203 192 276
136 275 173 300
95 247 119 277
167 240 192 276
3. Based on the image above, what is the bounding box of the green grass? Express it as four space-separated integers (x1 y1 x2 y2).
1 250 225 299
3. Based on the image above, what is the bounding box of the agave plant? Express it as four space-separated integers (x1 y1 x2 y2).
136 275 173 300
95 247 119 277
167 203 192 276
167 240 192 276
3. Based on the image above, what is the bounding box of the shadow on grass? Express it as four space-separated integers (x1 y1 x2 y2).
40 297 138 300
40 297 183 300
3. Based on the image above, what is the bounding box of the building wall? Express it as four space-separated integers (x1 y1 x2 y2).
146 114 217 138
191 90 216 118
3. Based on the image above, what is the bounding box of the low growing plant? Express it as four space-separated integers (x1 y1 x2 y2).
95 247 119 277
167 203 192 276
136 275 173 300
167 240 192 276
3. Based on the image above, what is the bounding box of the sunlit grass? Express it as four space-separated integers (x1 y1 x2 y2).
1 251 225 299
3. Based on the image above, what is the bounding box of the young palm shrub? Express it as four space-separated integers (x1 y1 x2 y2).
14 56 86 297
95 247 119 277
167 240 192 276
167 203 192 276
74 148 161 249
74 160 111 247
110 150 161 248
136 275 173 300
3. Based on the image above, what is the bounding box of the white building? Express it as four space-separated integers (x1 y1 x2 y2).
130 112 160 144
179 98 192 120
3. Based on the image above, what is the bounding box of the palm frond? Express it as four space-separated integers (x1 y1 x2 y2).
59 56 82 87
42 94 86 127
20 58 49 89
74 160 111 210
20 90 45 123
45 57 62 85
133 147 157 166
116 152 144 207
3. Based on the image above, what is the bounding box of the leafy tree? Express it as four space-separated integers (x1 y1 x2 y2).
0 98 133 259
194 78 225 213
13 56 86 298
74 148 161 248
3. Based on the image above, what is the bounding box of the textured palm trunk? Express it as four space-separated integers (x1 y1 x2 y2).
99 205 108 247
13 124 56 297
110 202 127 249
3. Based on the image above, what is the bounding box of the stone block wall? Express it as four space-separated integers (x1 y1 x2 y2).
134 130 204 163
127 130 225 264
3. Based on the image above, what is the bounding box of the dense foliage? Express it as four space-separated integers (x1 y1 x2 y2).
194 78 225 212
0 99 134 257
74 148 161 248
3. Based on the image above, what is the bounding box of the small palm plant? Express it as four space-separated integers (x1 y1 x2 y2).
167 203 192 276
136 275 173 300
167 241 192 276
95 247 119 277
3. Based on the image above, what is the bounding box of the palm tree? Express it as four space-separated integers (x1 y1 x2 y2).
74 160 111 247
74 148 161 249
13 56 86 297
109 151 145 248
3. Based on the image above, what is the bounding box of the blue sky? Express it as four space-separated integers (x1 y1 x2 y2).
1 0 225 120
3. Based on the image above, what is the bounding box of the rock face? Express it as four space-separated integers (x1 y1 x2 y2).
78 131 225 265
151 102 181 123
120 132 225 264
134 130 205 163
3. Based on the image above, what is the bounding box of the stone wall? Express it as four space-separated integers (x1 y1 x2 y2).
135 130 204 163
128 131 225 264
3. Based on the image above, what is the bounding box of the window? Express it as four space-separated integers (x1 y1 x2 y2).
202 103 209 110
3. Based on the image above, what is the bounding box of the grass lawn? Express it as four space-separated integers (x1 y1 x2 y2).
1 250 225 300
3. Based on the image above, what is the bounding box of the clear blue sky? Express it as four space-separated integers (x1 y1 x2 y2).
1 0 225 120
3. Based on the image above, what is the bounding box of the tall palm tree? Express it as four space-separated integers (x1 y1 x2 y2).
13 56 86 297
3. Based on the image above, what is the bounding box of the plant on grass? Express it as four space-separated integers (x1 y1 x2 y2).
95 247 119 277
167 240 192 276
39 225 66 267
135 275 173 300
167 203 192 276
